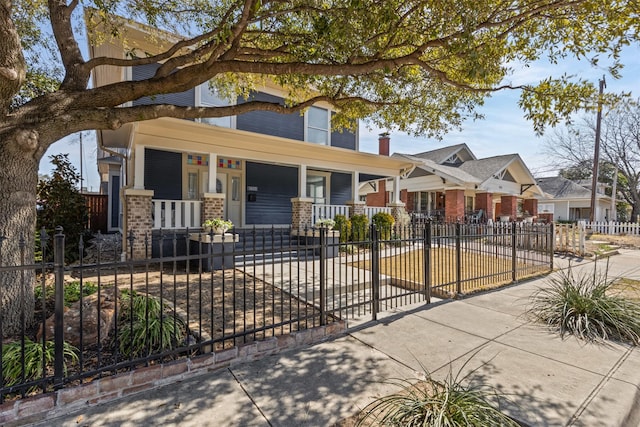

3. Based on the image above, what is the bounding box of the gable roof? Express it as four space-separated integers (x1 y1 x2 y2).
410 144 476 164
536 176 592 199
393 153 481 185
457 154 520 182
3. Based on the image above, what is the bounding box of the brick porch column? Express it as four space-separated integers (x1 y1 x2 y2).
475 192 493 222
124 188 154 259
523 198 538 218
500 195 518 221
291 197 314 229
445 189 465 222
347 201 366 217
202 193 226 223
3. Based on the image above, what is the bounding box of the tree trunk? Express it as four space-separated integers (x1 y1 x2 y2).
0 129 40 337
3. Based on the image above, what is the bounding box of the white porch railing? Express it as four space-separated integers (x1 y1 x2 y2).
311 204 394 225
364 206 392 219
312 204 349 225
584 221 640 236
152 200 202 230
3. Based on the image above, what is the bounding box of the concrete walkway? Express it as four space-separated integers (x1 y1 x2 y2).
30 251 640 427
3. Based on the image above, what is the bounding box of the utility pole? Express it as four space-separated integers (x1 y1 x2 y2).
589 76 606 222
79 132 84 193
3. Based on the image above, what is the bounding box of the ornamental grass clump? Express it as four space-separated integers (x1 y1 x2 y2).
528 265 640 344
356 360 518 427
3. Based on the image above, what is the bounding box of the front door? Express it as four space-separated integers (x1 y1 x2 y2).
217 171 243 227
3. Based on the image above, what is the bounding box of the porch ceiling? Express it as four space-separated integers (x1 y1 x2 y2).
133 117 416 177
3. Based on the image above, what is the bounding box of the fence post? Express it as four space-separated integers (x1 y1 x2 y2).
319 226 326 326
53 226 65 390
371 224 380 320
424 221 431 304
455 222 462 296
511 222 517 283
549 222 555 270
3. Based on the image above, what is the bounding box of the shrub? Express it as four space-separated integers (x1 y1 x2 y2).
34 281 99 310
118 290 185 357
372 212 395 240
357 360 518 427
37 154 89 262
528 266 640 344
334 214 351 243
350 214 369 242
2 338 78 389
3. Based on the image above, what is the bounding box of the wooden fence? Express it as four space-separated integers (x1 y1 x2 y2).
555 222 586 255
83 194 108 233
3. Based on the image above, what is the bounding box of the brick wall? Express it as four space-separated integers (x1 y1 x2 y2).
124 189 154 259
366 180 386 207
291 198 313 229
445 189 465 222
0 321 346 425
523 199 538 217
202 193 225 222
500 195 518 220
475 193 493 222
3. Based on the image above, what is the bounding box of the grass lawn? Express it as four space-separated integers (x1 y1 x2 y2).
611 278 640 301
352 247 549 296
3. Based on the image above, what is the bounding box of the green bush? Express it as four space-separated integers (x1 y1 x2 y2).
2 338 78 389
357 359 518 427
34 281 98 308
350 214 369 242
372 212 395 240
528 266 640 344
334 214 351 243
37 154 89 263
118 290 185 357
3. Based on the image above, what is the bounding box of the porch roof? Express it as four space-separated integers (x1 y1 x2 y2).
130 118 416 177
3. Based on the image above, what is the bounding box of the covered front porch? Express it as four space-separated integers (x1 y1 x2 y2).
117 118 414 257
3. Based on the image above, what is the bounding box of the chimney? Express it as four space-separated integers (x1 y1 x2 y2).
378 132 390 156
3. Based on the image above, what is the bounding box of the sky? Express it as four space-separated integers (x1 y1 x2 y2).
40 43 640 192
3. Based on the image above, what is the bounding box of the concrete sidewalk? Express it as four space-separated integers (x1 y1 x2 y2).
31 252 640 427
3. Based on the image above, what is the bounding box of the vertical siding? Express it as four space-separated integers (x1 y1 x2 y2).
330 173 352 205
132 63 195 107
144 149 182 200
236 92 304 140
245 162 298 224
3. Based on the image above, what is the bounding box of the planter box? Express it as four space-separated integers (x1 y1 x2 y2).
189 233 239 271
291 229 340 258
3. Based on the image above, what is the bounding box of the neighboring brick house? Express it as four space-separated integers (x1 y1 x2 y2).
536 176 614 222
365 138 543 223
90 17 415 257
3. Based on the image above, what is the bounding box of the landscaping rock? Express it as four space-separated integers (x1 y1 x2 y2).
37 288 120 347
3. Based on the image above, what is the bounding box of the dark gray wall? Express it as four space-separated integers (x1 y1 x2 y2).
145 149 182 200
236 92 304 140
132 63 195 107
245 162 298 224
330 173 352 205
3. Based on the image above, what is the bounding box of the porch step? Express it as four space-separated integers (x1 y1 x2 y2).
233 228 316 265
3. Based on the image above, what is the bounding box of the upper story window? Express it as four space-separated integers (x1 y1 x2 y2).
197 84 233 128
306 106 330 145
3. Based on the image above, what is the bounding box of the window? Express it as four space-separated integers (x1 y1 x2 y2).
198 85 233 128
307 172 330 204
306 106 329 145
465 196 474 213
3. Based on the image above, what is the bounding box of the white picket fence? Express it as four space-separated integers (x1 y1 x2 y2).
584 221 640 236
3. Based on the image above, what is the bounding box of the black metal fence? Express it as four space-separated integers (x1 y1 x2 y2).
0 221 553 401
